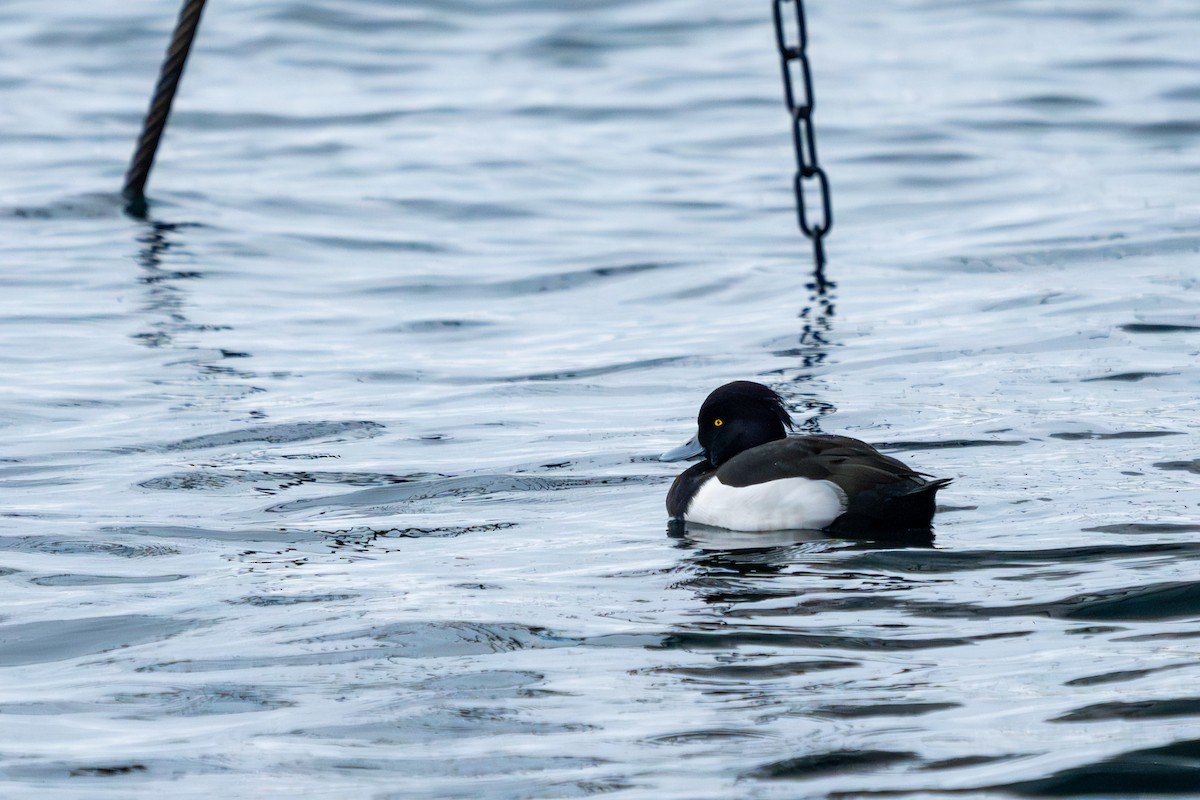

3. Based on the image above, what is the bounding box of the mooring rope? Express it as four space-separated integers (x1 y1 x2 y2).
122 0 208 215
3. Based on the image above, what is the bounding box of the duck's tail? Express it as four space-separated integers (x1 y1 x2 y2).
829 477 952 540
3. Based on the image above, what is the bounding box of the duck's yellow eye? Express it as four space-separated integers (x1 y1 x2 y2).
713 419 723 427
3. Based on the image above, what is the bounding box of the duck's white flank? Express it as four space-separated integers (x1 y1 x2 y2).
685 476 848 532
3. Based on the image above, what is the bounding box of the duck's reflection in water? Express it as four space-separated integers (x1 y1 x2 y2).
665 517 935 611
668 518 934 550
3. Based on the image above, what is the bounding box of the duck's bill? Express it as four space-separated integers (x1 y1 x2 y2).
659 434 704 462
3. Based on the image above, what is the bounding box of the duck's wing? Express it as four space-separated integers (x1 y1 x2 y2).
717 435 927 496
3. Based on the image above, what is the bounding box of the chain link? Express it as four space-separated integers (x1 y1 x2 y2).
772 0 832 271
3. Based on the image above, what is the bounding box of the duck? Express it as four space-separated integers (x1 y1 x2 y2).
661 381 950 534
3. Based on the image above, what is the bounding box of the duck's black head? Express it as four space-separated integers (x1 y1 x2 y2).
695 381 794 466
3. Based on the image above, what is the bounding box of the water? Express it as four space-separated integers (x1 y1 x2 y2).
3 0 1200 796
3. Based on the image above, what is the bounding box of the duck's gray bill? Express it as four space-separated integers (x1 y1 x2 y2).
659 434 704 462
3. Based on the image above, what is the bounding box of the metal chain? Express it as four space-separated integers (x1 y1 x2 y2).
772 0 832 272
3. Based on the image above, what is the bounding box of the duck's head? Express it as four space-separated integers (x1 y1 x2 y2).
661 381 794 467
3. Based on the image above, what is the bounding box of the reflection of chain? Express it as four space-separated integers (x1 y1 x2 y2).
772 0 833 271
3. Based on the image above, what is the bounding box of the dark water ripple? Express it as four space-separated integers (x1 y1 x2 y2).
1122 322 1200 333
1081 371 1179 382
299 709 594 746
5 762 186 781
154 421 385 453
1052 697 1200 723
811 702 960 719
1050 430 1183 441
1000 738 1200 796
1065 662 1196 687
0 616 194 667
745 749 919 780
0 537 179 558
266 473 650 513
370 261 682 298
809 740 1200 796
1085 522 1200 534
109 684 296 718
1152 461 1200 476
650 659 857 680
234 593 357 606
29 573 186 587
649 629 1028 653
814 542 1200 575
734 576 1200 623
139 469 440 492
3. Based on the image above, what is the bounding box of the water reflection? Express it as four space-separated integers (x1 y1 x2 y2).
131 219 209 351
667 516 936 550
668 518 832 548
130 217 265 414
667 518 934 610
774 264 837 432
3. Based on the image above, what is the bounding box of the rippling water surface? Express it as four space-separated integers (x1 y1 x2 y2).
3 0 1200 796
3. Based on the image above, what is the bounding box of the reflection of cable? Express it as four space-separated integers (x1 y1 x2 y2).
772 0 833 273
131 221 192 351
123 0 209 215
